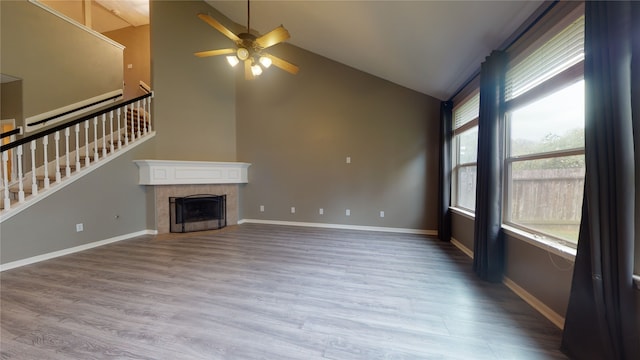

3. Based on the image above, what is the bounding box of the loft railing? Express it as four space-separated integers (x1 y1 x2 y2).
0 92 153 213
0 128 22 140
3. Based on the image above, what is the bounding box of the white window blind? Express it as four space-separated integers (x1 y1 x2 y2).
505 15 584 101
453 92 480 130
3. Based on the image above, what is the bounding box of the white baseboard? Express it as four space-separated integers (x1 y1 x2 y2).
446 238 565 330
238 219 437 236
503 276 565 329
451 237 474 259
0 229 157 272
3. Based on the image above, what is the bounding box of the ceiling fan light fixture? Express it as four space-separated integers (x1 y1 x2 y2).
259 56 272 68
226 55 240 67
194 0 299 79
251 64 263 76
237 47 250 61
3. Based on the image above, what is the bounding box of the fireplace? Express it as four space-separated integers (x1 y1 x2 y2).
169 194 226 233
134 160 250 234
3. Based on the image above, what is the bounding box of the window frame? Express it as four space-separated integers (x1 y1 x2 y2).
502 49 585 249
451 90 480 213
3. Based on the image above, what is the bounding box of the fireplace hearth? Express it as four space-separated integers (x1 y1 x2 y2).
169 194 226 233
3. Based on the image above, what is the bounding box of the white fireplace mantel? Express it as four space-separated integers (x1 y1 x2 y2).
134 160 251 185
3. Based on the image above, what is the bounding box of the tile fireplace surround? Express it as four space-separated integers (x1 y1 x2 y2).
134 160 250 234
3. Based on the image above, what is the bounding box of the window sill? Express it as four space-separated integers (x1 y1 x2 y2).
449 207 475 220
502 224 576 262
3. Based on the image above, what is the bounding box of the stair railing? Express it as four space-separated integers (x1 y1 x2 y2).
0 92 153 213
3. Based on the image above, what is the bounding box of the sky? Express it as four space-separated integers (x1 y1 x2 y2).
510 80 585 142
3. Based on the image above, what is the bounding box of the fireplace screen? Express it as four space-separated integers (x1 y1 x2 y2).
169 194 226 233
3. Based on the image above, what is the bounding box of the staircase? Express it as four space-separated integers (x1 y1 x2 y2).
0 93 154 219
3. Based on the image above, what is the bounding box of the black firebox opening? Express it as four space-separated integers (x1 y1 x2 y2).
169 194 226 233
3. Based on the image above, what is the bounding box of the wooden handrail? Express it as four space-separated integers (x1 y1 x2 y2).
0 127 21 140
1 92 152 153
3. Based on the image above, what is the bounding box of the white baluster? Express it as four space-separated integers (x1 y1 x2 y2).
75 124 81 171
129 104 136 142
30 140 38 196
147 96 152 132
142 98 147 135
0 151 4 188
42 135 50 189
54 131 61 182
101 114 107 157
16 145 24 202
116 107 122 149
64 128 71 177
9 134 16 182
2 151 10 210
93 117 99 162
84 120 90 167
123 105 129 146
109 111 115 153
136 100 142 139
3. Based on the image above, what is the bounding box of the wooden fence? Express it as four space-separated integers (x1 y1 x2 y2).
509 167 585 224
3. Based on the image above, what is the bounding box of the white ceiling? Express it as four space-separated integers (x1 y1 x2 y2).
205 0 544 100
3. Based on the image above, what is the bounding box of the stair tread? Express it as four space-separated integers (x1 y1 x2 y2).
36 175 56 180
9 186 33 194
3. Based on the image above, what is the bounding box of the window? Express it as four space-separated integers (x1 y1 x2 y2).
503 12 585 247
452 92 479 212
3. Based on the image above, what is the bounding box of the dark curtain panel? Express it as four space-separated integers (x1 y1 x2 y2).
561 1 640 359
472 50 506 282
438 101 453 242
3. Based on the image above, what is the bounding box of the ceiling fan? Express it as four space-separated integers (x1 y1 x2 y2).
194 0 299 80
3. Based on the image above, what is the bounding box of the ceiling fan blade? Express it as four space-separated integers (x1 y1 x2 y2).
265 54 299 75
194 48 236 58
198 14 240 42
255 26 290 49
245 60 255 80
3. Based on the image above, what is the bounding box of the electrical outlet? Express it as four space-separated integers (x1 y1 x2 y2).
319 208 324 215
346 156 351 164
380 211 385 218
260 205 265 212
75 223 84 232
346 209 351 216
291 207 296 214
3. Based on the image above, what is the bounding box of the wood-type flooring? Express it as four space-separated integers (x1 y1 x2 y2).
0 223 567 359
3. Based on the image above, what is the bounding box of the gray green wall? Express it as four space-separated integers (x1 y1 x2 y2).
0 0 123 124
236 44 440 231
150 0 238 161
150 0 441 231
451 213 574 321
0 140 155 264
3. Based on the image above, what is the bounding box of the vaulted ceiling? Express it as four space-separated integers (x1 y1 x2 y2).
38 0 545 100
206 0 544 100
